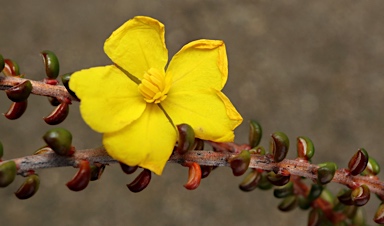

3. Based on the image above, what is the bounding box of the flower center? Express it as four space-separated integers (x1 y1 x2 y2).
138 68 172 104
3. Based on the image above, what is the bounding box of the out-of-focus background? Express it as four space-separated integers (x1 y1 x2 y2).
1 1 384 225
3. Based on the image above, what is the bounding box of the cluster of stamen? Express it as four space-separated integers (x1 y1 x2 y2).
138 68 172 104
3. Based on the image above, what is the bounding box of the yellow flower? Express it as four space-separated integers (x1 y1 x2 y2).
69 16 243 175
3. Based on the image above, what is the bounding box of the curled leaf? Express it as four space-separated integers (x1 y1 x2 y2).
183 162 201 190
41 50 60 79
278 195 297 212
229 150 250 176
239 169 261 192
317 162 337 185
6 80 32 102
119 162 138 174
351 184 370 206
90 164 105 181
270 132 289 163
66 160 91 191
374 202 384 224
362 156 380 176
43 128 73 156
200 165 213 178
249 120 262 148
176 123 195 155
15 174 40 199
0 161 17 187
3 59 20 76
348 148 369 176
273 181 294 198
267 171 290 186
4 100 28 120
43 101 69 125
61 73 78 99
127 169 152 193
296 136 315 160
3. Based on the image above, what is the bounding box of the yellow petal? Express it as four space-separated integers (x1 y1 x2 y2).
162 89 242 142
167 39 228 92
69 65 146 133
104 16 168 79
103 104 177 175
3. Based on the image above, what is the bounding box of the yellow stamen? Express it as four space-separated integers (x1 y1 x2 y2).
138 68 171 104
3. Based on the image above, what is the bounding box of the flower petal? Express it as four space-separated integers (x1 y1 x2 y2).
104 16 168 79
103 104 177 175
167 39 228 92
69 65 146 133
162 89 242 142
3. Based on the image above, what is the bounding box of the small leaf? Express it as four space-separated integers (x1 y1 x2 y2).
249 120 262 148
61 73 78 99
127 169 152 193
0 54 4 72
43 128 73 156
317 162 337 185
90 164 105 181
351 184 370 207
119 162 138 174
307 184 323 202
43 101 70 125
348 148 369 176
278 195 297 212
257 173 273 190
267 171 290 186
66 160 91 191
228 150 250 176
6 80 32 102
270 132 289 163
14 174 40 199
0 161 17 187
374 202 384 224
273 181 294 198
4 101 28 120
308 208 323 226
361 156 380 176
337 189 354 206
200 165 213 179
176 124 195 155
296 136 315 160
3 59 20 76
249 146 265 155
239 169 261 192
41 50 60 79
183 162 202 190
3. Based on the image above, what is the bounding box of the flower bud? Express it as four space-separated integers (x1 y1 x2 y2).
0 161 17 187
273 181 294 198
267 171 290 186
317 162 337 185
249 120 262 148
43 128 73 156
3 59 20 76
183 162 201 190
351 184 370 206
119 162 138 174
4 101 28 120
278 195 297 212
239 169 261 192
40 50 60 79
6 80 32 102
348 148 369 176
270 132 289 163
228 150 250 176
43 101 69 125
14 174 40 199
176 124 195 155
127 169 152 193
61 73 78 99
66 160 91 191
296 136 315 160
361 156 380 176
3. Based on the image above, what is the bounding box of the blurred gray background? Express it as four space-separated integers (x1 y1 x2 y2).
1 1 384 225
